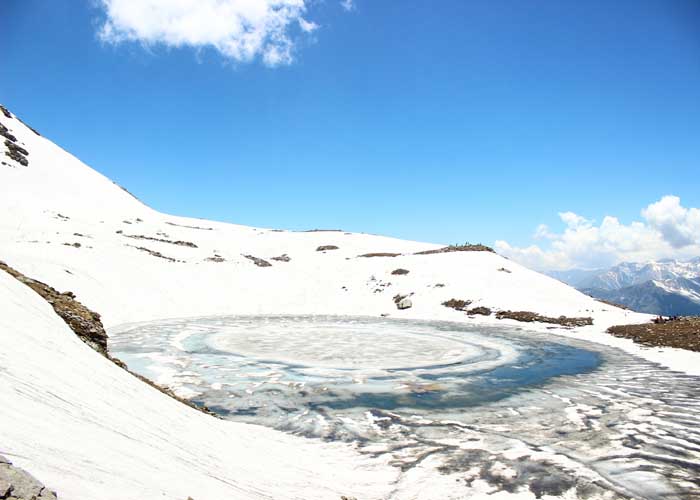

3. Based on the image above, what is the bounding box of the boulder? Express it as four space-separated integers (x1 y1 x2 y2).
391 268 410 275
396 297 413 310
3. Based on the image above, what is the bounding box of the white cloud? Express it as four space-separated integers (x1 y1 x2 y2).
642 195 700 248
496 195 700 271
340 0 355 12
298 18 319 33
96 0 318 66
533 224 556 240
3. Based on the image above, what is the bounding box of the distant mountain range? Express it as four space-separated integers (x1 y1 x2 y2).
548 258 700 316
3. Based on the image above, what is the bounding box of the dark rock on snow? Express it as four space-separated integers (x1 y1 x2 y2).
243 255 272 267
0 454 58 500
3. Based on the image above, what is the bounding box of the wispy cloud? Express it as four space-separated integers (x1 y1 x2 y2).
340 0 355 12
96 0 318 66
496 196 700 271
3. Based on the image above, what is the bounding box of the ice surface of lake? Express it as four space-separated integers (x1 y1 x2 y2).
111 316 700 499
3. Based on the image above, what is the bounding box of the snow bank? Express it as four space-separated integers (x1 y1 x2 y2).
0 272 398 500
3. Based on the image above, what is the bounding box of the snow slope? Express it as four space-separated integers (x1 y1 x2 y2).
0 271 397 500
3 105 700 499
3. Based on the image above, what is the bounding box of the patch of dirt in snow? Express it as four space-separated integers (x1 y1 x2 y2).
496 310 593 327
607 317 700 351
442 298 472 311
467 306 492 316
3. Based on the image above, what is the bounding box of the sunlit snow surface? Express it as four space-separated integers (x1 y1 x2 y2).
111 316 700 499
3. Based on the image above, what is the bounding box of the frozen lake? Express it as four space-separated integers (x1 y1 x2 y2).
111 316 700 499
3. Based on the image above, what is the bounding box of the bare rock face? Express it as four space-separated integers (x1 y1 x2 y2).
0 123 17 142
0 261 108 355
316 245 339 252
2 132 30 167
0 455 58 500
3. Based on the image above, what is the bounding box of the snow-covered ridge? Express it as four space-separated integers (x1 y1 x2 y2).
0 105 640 328
3 104 700 499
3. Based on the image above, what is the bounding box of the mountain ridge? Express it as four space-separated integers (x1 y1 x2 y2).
548 259 700 316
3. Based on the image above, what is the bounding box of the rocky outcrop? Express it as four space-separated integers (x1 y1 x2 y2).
495 310 593 327
397 298 412 310
391 268 410 275
0 123 17 143
443 299 492 316
0 260 214 418
121 233 198 248
271 254 291 262
243 255 272 267
127 245 181 263
316 245 339 252
393 294 413 310
467 306 492 316
358 252 401 258
0 455 58 500
414 244 494 255
0 261 108 355
205 255 226 263
1 118 29 167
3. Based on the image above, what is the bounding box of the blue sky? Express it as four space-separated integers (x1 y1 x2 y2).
2 0 699 269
